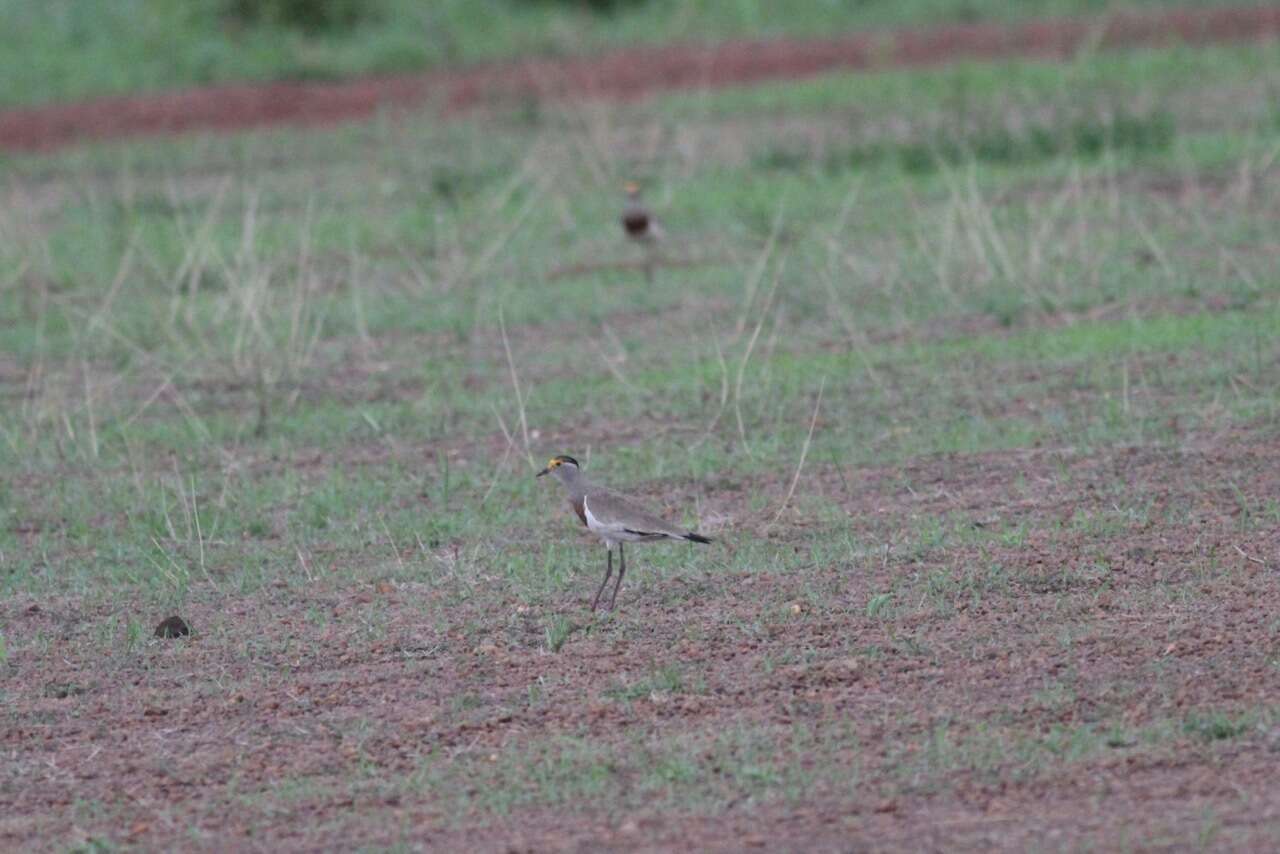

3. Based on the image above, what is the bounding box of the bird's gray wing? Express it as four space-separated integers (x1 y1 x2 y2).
584 491 690 539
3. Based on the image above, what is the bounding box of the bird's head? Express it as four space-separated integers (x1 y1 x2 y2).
536 454 580 482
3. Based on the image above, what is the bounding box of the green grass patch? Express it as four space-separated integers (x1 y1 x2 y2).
0 0 1256 108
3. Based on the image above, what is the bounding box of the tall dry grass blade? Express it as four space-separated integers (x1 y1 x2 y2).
470 171 545 280
766 377 826 534
734 257 785 458
592 324 644 397
690 335 731 450
480 443 515 509
81 361 99 460
1025 167 1079 285
498 304 536 470
379 516 407 574
84 231 138 345
348 245 372 348
1128 208 1176 283
964 166 1018 289
735 201 786 339
189 474 220 593
167 177 230 329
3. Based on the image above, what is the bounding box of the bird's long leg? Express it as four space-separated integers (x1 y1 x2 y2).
643 243 657 284
591 548 613 611
609 542 627 609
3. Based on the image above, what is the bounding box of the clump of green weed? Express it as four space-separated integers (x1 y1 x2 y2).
605 664 692 702
544 614 578 652
823 106 1176 175
1183 712 1251 743
223 0 377 32
866 592 894 620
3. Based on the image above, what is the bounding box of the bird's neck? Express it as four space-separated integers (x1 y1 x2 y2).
561 476 588 501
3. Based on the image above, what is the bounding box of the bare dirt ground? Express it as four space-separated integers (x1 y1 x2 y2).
3 428 1278 849
2 5 1280 153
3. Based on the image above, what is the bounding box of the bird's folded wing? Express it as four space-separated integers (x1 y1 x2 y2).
585 491 689 538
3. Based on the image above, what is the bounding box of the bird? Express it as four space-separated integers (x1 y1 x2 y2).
621 181 663 282
536 455 712 611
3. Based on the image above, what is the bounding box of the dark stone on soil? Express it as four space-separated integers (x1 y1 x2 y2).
154 615 191 638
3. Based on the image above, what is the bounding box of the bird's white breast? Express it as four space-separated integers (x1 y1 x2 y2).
583 496 632 545
583 498 609 535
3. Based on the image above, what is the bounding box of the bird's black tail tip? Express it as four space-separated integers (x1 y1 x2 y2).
686 532 713 544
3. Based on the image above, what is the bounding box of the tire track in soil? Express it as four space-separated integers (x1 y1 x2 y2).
2 5 1279 153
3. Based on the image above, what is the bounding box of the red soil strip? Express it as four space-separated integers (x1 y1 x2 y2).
2 5 1279 153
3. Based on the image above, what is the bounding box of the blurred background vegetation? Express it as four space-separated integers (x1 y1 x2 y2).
0 0 1244 108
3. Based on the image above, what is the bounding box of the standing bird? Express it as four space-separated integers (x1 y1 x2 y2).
536 455 712 611
621 181 662 282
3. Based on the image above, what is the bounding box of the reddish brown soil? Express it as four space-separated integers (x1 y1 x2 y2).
3 5 1280 153
4 428 1279 849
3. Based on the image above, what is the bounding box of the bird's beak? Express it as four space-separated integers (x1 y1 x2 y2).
536 467 550 478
